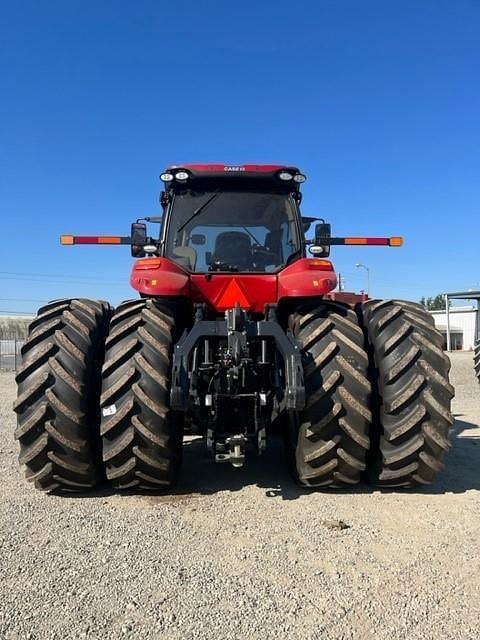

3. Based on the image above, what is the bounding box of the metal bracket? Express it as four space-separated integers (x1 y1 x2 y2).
170 312 305 412
215 434 246 468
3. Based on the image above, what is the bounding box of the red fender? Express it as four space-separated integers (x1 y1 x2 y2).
130 257 190 298
130 257 337 311
278 258 337 300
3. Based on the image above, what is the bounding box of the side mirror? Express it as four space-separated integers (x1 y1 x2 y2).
131 222 147 257
311 222 331 257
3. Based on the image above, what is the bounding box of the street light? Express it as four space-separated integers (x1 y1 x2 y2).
356 263 371 296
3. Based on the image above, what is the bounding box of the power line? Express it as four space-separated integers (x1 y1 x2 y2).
0 271 125 283
1 276 128 287
0 298 48 303
0 310 35 316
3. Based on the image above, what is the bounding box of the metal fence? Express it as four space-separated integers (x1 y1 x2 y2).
0 335 25 371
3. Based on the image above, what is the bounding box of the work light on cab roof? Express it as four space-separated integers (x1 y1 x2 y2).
160 164 307 185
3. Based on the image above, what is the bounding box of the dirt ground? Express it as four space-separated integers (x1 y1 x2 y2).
0 351 479 639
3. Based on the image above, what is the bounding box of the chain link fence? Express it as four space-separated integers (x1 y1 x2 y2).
0 335 25 371
0 319 31 371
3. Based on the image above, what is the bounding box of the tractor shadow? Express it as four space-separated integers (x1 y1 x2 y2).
422 416 480 495
177 434 305 501
64 416 480 501
176 415 480 499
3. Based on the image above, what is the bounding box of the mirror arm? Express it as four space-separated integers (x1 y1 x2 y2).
137 216 163 224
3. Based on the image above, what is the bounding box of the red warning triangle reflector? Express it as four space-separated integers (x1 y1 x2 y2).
215 279 251 310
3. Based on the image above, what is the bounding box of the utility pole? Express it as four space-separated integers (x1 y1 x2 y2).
356 263 371 296
445 294 451 352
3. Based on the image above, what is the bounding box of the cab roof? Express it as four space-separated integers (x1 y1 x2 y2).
162 164 305 187
167 163 300 174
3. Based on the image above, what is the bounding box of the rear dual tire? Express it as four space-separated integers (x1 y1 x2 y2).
362 299 454 487
289 299 454 488
288 301 372 487
100 299 182 490
14 299 110 492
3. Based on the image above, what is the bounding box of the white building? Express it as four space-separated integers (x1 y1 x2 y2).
430 305 478 351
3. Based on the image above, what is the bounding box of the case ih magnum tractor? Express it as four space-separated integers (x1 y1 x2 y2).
14 164 454 492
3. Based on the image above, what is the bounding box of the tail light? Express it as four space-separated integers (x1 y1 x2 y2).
134 258 162 270
307 259 333 270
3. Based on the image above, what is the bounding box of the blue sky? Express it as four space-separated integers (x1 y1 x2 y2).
1 0 479 313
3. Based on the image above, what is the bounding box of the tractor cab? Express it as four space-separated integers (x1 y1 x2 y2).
159 164 306 273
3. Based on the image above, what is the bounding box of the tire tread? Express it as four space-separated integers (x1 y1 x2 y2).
100 299 181 490
361 298 453 487
288 301 371 487
14 298 110 492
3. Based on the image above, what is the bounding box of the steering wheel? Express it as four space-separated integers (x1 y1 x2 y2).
209 261 238 272
251 245 277 266
252 244 274 257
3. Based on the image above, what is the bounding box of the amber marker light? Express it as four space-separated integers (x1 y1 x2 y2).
344 237 367 245
97 236 122 244
389 237 404 247
135 258 162 270
60 235 75 245
307 259 333 270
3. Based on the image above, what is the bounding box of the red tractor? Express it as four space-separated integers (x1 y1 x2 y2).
14 164 454 492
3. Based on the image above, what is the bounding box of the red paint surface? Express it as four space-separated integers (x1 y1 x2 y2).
167 163 299 174
191 273 277 313
278 259 337 300
130 258 190 298
130 257 338 313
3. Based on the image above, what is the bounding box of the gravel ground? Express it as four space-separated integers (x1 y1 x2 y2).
1 351 479 640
